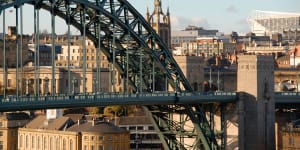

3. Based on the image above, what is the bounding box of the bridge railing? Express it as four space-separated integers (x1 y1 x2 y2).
275 92 300 96
0 91 237 103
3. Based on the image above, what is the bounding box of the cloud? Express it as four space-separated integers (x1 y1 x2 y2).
170 16 210 30
226 5 238 13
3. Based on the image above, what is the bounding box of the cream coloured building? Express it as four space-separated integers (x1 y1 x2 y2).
0 67 110 95
18 114 130 150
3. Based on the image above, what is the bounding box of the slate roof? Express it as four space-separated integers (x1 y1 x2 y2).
118 116 151 125
1 112 30 120
67 121 128 133
25 115 74 130
64 114 85 123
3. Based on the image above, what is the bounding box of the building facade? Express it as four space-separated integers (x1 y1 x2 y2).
0 67 110 95
18 115 130 150
171 25 219 48
248 10 300 41
117 116 162 150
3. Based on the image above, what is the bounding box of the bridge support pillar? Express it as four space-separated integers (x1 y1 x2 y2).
237 55 275 150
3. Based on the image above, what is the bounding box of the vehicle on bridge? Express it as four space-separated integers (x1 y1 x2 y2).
275 80 298 92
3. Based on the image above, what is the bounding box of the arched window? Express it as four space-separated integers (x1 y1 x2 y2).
25 135 29 148
37 136 41 149
56 138 60 150
63 139 67 150
50 137 53 150
19 135 23 148
32 136 35 148
70 140 73 150
44 137 47 150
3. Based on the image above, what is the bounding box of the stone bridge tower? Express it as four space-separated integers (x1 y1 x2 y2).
237 55 275 150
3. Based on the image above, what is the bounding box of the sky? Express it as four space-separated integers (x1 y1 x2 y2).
0 0 300 35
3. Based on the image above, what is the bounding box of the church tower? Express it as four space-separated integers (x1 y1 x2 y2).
146 0 171 49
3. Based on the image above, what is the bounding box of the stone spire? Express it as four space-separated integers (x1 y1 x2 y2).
146 7 150 22
146 0 171 49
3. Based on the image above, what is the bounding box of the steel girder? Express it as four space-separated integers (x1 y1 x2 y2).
0 0 218 149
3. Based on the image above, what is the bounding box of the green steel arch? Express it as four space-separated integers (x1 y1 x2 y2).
0 0 218 149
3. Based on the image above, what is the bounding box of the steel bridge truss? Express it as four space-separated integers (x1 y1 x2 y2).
0 0 219 149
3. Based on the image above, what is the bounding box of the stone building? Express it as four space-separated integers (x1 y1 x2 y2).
18 114 130 150
0 67 110 95
0 112 30 150
0 37 31 68
281 121 300 149
173 56 205 91
118 116 162 150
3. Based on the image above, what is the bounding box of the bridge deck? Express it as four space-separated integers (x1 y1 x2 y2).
0 92 237 112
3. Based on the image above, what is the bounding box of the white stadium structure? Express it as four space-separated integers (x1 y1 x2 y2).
248 10 300 39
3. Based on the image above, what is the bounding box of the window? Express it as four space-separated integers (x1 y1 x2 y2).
129 126 136 130
84 145 88 150
63 139 66 150
70 140 73 150
91 145 95 150
32 136 35 148
37 136 41 149
84 136 89 140
289 136 294 145
44 137 47 150
99 136 104 141
148 126 154 130
0 132 3 137
91 136 95 140
56 138 60 150
0 141 3 150
137 126 143 130
98 145 103 150
108 135 113 141
20 135 23 147
26 135 29 148
50 137 53 150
